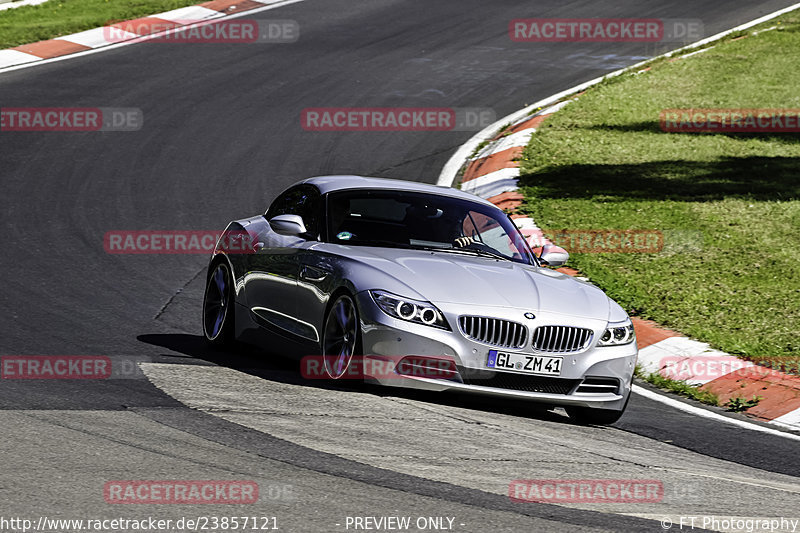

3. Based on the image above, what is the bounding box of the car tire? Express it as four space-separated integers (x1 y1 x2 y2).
202 260 235 347
322 293 362 380
566 389 631 425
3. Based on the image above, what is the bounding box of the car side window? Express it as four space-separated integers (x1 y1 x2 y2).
265 185 322 240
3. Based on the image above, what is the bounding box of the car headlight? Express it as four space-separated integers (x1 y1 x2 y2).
597 319 635 346
369 290 449 330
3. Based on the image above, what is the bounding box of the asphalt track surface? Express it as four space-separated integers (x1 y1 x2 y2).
1 1 799 531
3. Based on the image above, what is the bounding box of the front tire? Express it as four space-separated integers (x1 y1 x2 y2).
202 260 235 346
322 294 361 379
566 390 630 426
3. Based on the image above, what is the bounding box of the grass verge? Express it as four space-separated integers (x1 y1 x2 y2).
635 367 719 406
517 15 800 369
0 0 208 49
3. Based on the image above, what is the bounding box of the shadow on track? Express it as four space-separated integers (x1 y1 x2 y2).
137 332 569 425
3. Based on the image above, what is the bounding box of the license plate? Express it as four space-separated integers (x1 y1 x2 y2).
486 350 562 376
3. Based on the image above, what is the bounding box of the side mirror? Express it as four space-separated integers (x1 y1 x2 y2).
539 243 569 267
269 214 307 236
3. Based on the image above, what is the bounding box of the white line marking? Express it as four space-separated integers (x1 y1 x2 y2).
0 0 308 74
437 1 800 187
632 384 800 442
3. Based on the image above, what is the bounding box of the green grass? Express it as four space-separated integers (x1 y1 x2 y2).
0 0 207 49
517 17 800 369
635 367 719 406
725 395 763 412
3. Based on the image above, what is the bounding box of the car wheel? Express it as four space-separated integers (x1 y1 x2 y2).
203 260 235 346
322 294 361 379
566 388 631 425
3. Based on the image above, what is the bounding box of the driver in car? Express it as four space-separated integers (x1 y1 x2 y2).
402 202 477 248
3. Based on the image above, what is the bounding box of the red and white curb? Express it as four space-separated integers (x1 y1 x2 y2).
439 6 800 434
636 337 800 430
0 0 298 71
460 100 571 203
458 100 570 254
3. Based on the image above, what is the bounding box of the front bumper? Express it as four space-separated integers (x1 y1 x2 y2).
355 291 637 410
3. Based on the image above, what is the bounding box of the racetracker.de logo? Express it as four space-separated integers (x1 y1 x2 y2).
657 355 786 381
104 481 258 504
1 356 112 379
509 18 703 42
301 355 458 380
104 19 299 44
509 479 664 503
104 230 257 254
301 107 495 131
0 108 142 132
523 229 664 253
660 108 800 132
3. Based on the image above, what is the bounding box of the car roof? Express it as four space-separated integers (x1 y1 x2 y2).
298 175 498 208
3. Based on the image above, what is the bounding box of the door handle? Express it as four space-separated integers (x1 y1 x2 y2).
300 266 329 282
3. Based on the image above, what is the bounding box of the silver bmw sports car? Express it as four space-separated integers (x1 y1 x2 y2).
202 176 637 424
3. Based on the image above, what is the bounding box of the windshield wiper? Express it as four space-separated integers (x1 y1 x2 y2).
416 245 511 262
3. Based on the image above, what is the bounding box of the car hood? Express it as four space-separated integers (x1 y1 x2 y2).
338 246 612 321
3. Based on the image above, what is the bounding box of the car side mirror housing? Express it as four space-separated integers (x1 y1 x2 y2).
269 214 307 236
539 243 569 267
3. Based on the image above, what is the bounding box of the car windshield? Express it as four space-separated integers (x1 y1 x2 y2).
326 189 535 264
